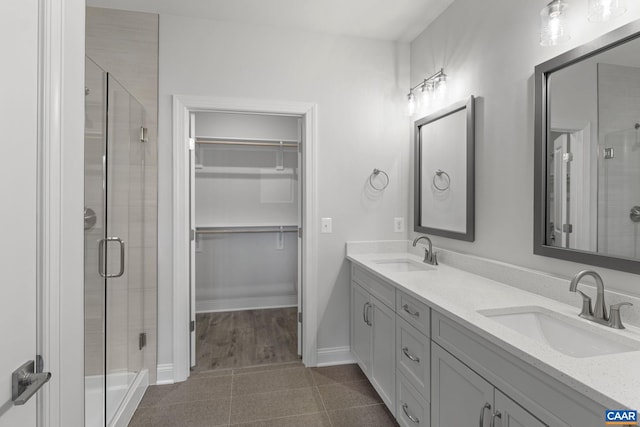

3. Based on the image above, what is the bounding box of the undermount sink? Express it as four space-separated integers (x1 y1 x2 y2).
373 259 435 272
479 306 640 358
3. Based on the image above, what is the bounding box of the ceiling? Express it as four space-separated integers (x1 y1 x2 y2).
86 0 454 42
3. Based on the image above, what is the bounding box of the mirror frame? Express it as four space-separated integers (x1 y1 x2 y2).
414 96 475 241
534 20 640 274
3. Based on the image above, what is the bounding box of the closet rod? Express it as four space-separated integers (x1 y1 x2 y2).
196 138 298 148
196 226 298 235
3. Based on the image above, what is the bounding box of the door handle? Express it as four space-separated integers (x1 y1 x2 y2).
402 346 420 363
479 402 491 427
12 360 51 406
98 237 125 278
366 303 372 326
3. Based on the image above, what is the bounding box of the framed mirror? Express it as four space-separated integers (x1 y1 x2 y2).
534 20 640 274
414 96 475 241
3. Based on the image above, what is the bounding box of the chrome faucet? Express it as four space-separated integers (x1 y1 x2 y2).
412 235 438 265
569 270 633 329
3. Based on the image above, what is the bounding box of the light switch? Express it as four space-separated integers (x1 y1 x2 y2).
321 217 332 233
394 217 405 233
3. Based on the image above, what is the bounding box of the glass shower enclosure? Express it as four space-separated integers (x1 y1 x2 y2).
84 57 148 427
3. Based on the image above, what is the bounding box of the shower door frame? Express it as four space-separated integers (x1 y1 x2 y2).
171 95 319 382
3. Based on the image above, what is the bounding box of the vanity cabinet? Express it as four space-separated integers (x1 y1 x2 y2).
350 261 608 427
431 343 545 427
350 269 396 414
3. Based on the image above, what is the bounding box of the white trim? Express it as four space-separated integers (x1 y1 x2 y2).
172 95 319 382
316 347 356 367
196 296 297 313
156 364 175 385
38 0 85 426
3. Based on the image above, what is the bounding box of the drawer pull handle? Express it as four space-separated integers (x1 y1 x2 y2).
402 403 420 424
490 410 502 427
402 304 420 317
479 402 491 427
402 347 420 363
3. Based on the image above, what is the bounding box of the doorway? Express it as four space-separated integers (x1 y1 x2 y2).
172 96 319 382
190 111 302 370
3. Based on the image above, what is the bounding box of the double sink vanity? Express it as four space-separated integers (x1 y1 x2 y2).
347 240 640 427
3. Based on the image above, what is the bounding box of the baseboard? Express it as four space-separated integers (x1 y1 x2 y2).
316 346 356 367
156 363 174 385
196 295 297 313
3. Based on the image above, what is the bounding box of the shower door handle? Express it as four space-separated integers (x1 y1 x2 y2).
98 237 126 278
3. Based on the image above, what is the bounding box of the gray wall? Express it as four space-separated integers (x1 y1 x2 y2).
157 14 411 366
409 0 640 298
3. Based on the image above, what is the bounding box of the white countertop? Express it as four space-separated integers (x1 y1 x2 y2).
347 246 640 411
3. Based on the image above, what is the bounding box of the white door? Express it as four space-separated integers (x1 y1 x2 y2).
551 134 569 247
0 0 45 426
495 389 548 427
296 119 303 356
369 296 396 414
350 283 371 375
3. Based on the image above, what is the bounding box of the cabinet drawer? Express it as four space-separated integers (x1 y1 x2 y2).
351 264 395 309
397 290 430 334
397 372 430 427
397 317 430 401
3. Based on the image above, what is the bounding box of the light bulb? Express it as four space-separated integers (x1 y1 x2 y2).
421 83 431 110
540 0 570 46
407 92 416 116
588 0 626 22
435 75 447 99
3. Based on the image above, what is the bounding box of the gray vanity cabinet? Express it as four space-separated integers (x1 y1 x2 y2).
350 269 396 415
431 343 494 426
431 344 546 427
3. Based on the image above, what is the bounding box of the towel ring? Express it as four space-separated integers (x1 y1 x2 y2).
369 168 390 191
433 169 450 191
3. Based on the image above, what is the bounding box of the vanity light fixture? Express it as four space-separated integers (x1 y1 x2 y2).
588 0 626 22
540 0 570 46
406 68 446 116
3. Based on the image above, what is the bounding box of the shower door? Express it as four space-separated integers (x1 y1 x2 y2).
84 58 146 427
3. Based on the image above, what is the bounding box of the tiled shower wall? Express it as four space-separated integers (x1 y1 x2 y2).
86 7 159 384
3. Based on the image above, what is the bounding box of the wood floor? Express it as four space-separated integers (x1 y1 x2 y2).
193 307 300 372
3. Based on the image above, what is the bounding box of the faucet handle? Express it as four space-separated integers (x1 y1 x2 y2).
608 302 633 329
431 251 438 266
576 290 593 318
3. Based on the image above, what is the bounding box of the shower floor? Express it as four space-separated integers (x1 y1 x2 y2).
193 307 299 372
85 370 147 427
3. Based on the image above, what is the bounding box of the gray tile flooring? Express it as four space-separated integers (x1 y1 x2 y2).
129 363 399 426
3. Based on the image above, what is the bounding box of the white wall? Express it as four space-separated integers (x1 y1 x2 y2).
158 15 410 366
409 0 640 297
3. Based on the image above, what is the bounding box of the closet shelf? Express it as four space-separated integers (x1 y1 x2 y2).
196 225 298 235
196 136 299 148
195 166 296 175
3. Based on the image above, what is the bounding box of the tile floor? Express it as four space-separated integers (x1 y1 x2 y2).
129 363 399 426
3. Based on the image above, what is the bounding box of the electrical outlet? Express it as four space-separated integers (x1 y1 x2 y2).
321 217 332 233
394 217 405 233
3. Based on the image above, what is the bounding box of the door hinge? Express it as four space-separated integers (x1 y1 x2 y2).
563 152 573 162
35 355 44 373
188 137 195 151
190 228 196 241
298 227 303 239
139 332 147 350
604 147 614 159
190 320 195 332
562 223 573 233
298 312 302 323
140 127 148 143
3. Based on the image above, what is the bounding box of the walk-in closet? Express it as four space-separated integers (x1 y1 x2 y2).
190 111 302 371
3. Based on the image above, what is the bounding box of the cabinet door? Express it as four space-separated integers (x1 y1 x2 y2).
370 295 396 414
431 343 493 427
351 282 371 375
494 390 547 427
